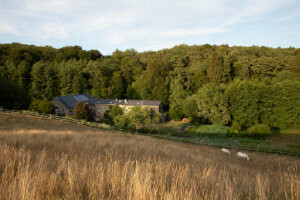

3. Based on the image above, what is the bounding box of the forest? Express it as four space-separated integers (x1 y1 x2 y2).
0 42 299 131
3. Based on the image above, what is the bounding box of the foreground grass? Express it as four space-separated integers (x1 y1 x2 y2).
0 113 299 200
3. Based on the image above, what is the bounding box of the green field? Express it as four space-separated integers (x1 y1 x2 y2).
153 121 300 155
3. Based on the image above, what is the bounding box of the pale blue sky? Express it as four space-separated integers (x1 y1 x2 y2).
0 0 299 55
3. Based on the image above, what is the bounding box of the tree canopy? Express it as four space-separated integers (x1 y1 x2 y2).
0 43 299 129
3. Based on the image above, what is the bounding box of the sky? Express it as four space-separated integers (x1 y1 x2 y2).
0 0 299 55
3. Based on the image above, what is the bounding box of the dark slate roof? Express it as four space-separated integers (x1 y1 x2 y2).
96 99 161 106
127 100 161 106
52 94 96 110
96 99 125 105
52 94 161 109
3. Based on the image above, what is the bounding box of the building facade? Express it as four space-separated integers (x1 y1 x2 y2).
51 94 162 121
93 99 162 121
51 94 96 116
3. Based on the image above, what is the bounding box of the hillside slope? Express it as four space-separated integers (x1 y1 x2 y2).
0 112 299 199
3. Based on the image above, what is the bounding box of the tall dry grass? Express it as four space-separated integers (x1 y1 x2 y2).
0 113 299 199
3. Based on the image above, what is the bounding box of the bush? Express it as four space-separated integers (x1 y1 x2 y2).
113 115 130 128
73 102 93 121
168 105 184 121
30 99 54 114
183 127 191 133
128 106 161 129
137 126 158 134
126 124 137 133
245 124 271 138
190 124 229 137
38 100 55 114
104 104 124 125
229 121 242 135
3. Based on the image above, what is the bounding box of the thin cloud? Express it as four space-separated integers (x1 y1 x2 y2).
137 41 183 52
38 22 70 39
162 27 227 37
0 19 18 35
0 0 299 53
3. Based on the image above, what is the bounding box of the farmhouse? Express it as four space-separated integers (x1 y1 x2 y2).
93 99 162 121
51 94 96 116
51 94 162 121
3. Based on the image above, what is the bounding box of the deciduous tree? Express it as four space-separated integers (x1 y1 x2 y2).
73 102 93 121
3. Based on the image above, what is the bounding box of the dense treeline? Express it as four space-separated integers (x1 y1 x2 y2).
0 43 299 130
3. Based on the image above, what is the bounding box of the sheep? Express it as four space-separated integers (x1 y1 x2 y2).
236 152 250 161
221 148 230 155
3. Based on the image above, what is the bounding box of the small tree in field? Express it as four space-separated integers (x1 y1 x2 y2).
73 102 93 121
128 106 161 129
29 99 54 114
104 104 124 124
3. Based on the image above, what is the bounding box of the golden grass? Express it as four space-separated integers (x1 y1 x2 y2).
0 112 299 200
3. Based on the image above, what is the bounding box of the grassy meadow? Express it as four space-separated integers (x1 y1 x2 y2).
0 112 299 200
151 121 300 155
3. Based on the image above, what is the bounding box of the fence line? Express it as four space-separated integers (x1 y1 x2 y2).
0 108 299 157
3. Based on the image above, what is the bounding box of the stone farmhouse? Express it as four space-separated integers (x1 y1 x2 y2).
51 94 163 121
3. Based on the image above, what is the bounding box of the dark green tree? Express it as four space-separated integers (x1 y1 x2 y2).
168 68 188 120
207 53 231 85
144 58 171 105
44 64 60 99
17 60 31 90
260 79 300 128
108 71 124 98
182 95 199 121
72 72 90 94
104 104 124 124
225 80 261 129
31 62 46 99
196 83 230 125
0 77 29 109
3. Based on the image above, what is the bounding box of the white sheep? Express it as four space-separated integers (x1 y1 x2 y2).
221 148 230 155
236 152 250 161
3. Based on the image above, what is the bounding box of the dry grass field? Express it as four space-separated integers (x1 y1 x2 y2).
0 112 299 200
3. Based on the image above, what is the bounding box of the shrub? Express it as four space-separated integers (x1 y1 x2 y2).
73 102 93 121
29 100 40 111
126 124 137 133
245 124 271 138
30 99 54 114
104 104 124 125
113 115 130 128
229 121 242 135
38 100 55 114
183 127 191 133
191 124 229 137
128 106 161 129
137 126 158 134
168 105 184 121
